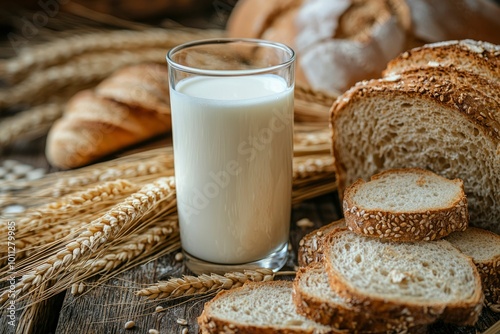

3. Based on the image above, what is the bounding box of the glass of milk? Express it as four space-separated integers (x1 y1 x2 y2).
166 39 295 274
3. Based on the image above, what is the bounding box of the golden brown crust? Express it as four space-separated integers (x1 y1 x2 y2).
384 40 500 80
323 230 484 326
226 0 303 40
46 63 172 169
297 219 346 267
342 168 469 242
46 89 170 169
95 63 171 114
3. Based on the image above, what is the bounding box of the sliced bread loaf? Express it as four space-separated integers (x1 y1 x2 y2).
330 69 500 233
383 39 500 81
293 263 430 332
446 227 500 310
298 219 345 267
323 229 483 326
198 281 335 334
342 168 468 242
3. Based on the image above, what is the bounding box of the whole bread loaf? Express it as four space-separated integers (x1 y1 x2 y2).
331 40 500 233
45 63 171 169
227 0 500 94
227 0 411 94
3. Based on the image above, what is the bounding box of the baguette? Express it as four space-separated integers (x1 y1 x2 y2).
342 168 468 242
323 229 483 326
46 63 171 169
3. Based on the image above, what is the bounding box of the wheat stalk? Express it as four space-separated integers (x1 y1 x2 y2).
0 177 176 304
0 28 224 83
0 48 171 109
69 221 180 296
0 180 139 263
0 103 64 150
135 269 295 301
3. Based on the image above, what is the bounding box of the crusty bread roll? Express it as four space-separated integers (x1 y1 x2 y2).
46 63 171 169
330 40 500 233
227 0 500 94
228 0 411 95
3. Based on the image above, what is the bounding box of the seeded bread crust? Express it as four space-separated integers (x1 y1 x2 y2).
297 219 346 267
198 281 335 334
384 66 500 104
293 263 429 332
323 230 484 326
383 39 500 81
446 227 500 310
330 71 500 233
342 168 468 242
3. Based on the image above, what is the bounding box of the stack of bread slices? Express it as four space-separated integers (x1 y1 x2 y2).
199 168 499 333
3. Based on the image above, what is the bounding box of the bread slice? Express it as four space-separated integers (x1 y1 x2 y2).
342 168 468 242
383 39 500 81
446 227 500 310
323 229 483 326
198 281 334 334
298 219 345 267
293 263 431 332
330 70 500 234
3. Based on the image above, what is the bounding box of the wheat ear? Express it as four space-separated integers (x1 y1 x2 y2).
0 28 224 83
135 269 296 301
70 221 180 295
0 177 175 304
1 180 139 263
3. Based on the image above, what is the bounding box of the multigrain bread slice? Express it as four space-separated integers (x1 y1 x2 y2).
293 263 430 333
330 70 500 233
383 39 500 81
298 219 346 267
323 229 483 326
342 168 468 242
198 281 335 334
446 227 500 310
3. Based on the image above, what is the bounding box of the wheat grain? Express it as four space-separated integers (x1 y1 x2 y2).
0 103 64 149
135 269 296 301
0 177 176 304
0 28 224 83
82 221 178 276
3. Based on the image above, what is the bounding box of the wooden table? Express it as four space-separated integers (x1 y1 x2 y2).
1 137 499 334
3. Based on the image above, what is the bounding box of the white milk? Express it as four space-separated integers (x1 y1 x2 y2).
170 74 293 264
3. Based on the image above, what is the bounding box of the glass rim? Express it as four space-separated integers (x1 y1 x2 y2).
166 38 296 76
